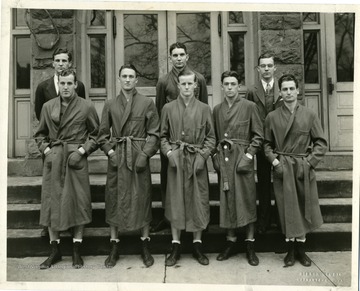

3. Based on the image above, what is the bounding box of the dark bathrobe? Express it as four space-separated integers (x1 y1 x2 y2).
212 96 263 228
97 90 160 231
160 96 215 232
264 103 328 238
34 94 99 231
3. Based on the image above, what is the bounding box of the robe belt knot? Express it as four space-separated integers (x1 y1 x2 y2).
275 151 312 224
170 140 202 179
112 136 146 171
48 139 84 188
216 138 250 192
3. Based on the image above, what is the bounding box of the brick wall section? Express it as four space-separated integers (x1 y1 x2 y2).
27 10 75 158
258 12 304 100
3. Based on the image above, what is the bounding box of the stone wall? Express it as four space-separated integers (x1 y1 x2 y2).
27 10 75 158
258 12 304 100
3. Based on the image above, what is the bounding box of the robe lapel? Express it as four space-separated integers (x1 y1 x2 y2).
50 97 61 125
58 95 79 131
283 104 299 140
118 91 134 134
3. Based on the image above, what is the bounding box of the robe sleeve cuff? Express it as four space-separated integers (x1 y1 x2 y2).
101 143 114 155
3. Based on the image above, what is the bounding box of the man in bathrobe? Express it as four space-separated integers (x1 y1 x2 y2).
212 71 263 266
97 64 160 268
34 69 99 269
264 74 327 267
153 42 208 232
160 69 215 266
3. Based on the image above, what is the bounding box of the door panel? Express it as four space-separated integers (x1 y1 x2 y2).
326 13 354 151
114 11 221 106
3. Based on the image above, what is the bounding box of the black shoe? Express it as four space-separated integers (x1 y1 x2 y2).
192 242 209 266
105 241 119 268
245 241 259 266
141 239 154 267
41 227 49 238
150 218 170 233
40 241 62 269
295 241 312 267
72 242 84 269
284 241 295 267
165 243 181 267
216 241 236 261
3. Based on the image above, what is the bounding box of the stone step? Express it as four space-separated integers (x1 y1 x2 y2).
7 197 352 229
7 151 353 177
7 171 353 204
7 223 352 257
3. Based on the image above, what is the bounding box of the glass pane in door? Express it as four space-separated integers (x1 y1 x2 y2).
124 14 159 86
335 13 354 82
176 13 211 85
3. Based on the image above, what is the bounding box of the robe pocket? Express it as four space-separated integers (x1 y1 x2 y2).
232 119 250 139
71 120 85 135
108 151 118 169
236 153 253 174
68 151 86 170
297 130 310 146
195 122 206 141
130 116 145 132
273 163 284 179
167 150 178 168
44 149 53 168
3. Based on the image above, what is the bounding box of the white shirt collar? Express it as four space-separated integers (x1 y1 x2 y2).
261 78 274 90
54 75 59 95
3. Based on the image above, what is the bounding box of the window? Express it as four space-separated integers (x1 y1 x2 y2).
177 13 211 85
124 14 159 87
303 13 321 85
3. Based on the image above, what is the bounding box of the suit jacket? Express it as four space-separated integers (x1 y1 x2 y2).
245 78 282 123
35 76 86 120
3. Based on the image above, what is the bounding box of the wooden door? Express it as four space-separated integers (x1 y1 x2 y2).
326 13 354 151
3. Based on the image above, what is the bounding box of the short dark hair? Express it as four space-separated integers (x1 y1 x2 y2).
257 52 275 65
278 74 299 89
59 68 77 83
118 63 138 77
221 71 241 83
169 42 187 55
177 69 197 83
53 48 73 63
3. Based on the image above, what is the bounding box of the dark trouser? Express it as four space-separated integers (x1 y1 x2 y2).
160 152 168 208
256 150 272 228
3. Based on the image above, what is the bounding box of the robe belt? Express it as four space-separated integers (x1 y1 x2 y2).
275 151 312 224
216 138 250 192
48 139 84 188
170 140 202 179
112 136 147 171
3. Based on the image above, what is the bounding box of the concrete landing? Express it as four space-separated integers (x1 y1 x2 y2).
6 252 352 288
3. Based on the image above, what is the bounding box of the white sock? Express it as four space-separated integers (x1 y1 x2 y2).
245 238 255 242
50 239 60 244
141 237 150 241
193 239 202 244
226 236 237 242
296 238 306 243
73 238 82 243
110 238 120 243
172 240 181 244
285 238 295 242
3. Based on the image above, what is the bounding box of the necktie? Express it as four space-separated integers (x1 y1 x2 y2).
266 82 271 94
